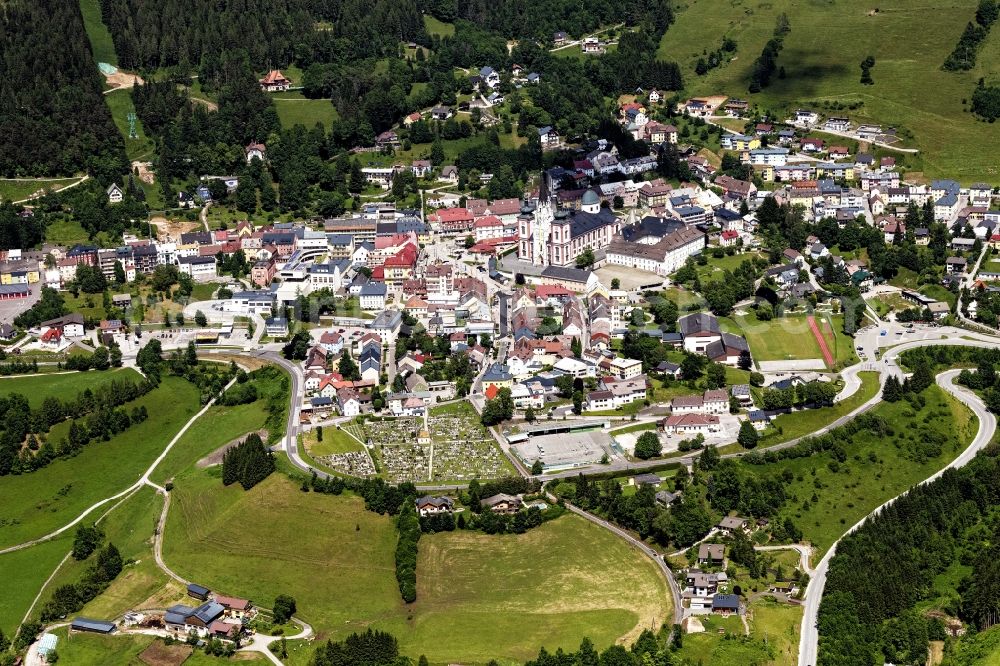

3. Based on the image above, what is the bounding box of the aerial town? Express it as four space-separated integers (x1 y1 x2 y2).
6 1 1000 665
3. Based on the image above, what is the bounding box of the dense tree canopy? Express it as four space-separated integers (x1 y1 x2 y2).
0 0 127 179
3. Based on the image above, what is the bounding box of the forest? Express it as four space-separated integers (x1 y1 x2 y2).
818 452 1000 666
0 0 127 180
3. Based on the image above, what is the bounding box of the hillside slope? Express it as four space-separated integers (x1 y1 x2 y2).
659 0 1000 182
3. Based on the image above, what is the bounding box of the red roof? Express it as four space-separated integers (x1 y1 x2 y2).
534 285 572 299
721 230 739 240
430 207 473 223
384 245 418 268
260 70 290 85
474 215 502 229
41 328 62 342
371 266 385 280
484 384 499 400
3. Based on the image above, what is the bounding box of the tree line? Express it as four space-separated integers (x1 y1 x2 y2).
222 432 276 490
0 377 154 476
942 0 999 71
40 525 124 622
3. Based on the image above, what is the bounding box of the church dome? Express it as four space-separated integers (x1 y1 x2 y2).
581 190 599 206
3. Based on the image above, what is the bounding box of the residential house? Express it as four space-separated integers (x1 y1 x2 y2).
698 543 725 565
481 493 522 514
259 70 291 91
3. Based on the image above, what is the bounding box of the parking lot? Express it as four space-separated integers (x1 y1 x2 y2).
512 430 613 470
0 288 40 324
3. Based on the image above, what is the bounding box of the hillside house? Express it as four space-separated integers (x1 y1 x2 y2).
259 70 291 91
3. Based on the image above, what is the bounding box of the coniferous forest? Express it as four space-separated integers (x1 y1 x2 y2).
221 433 276 490
0 0 127 179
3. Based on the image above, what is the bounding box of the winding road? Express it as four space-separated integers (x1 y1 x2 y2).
797 345 1000 666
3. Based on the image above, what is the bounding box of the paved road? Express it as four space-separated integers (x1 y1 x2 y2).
798 366 998 666
563 503 684 626
755 544 814 575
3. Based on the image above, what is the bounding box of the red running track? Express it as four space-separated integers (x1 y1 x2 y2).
807 315 835 368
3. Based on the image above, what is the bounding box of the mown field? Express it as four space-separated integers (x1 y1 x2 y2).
0 375 199 549
274 91 340 130
0 368 141 408
163 469 669 663
657 0 1000 182
0 535 71 635
722 313 855 367
0 178 84 203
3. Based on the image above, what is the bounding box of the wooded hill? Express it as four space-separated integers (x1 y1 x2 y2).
0 0 127 179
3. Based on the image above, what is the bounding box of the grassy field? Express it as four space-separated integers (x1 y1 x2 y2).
0 535 72 635
0 368 141 408
423 15 455 37
274 91 340 129
656 0 1000 182
748 599 801 666
305 425 363 457
774 383 974 553
104 88 156 162
674 614 773 664
0 178 84 203
724 313 855 367
78 0 117 65
45 218 92 245
761 371 879 446
149 396 272 485
695 251 765 283
163 469 669 663
0 376 199 549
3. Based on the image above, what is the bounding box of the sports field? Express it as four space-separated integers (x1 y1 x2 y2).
0 368 142 408
657 0 1000 182
725 313 852 367
163 469 670 662
0 376 199 549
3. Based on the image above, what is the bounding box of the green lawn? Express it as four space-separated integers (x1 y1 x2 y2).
149 396 272 486
695 251 765 283
748 599 801 666
423 15 455 37
674 614 772 664
45 627 269 665
163 469 669 663
723 313 855 369
0 376 199 549
773 383 975 554
45 217 93 245
761 371 879 446
0 368 141 408
274 91 340 129
78 0 117 65
0 178 84 203
657 0 1000 182
104 88 156 162
0 535 71 635
305 425 364 457
723 314 821 363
